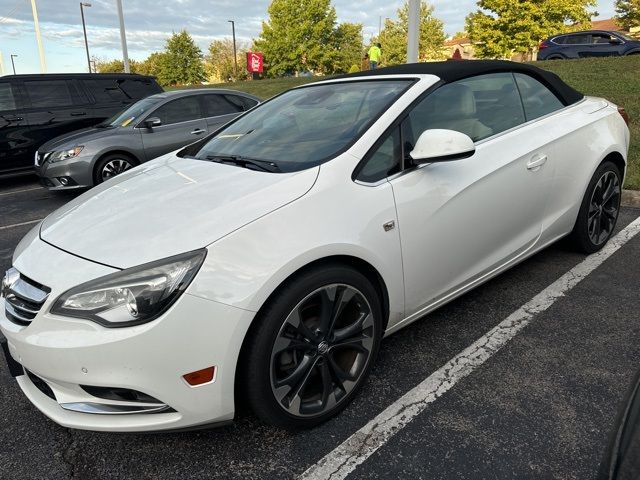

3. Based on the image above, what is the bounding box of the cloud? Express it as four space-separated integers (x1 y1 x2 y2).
1 0 619 66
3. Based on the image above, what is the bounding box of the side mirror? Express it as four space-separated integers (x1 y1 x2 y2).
409 129 475 164
144 117 162 130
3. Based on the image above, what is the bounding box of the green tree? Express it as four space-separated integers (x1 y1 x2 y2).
205 39 250 82
95 58 142 73
254 0 340 76
616 0 640 29
156 30 206 86
378 1 446 65
466 0 596 59
333 22 364 73
137 52 167 78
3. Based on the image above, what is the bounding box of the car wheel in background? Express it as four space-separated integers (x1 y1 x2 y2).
241 264 383 429
94 153 137 185
570 161 622 253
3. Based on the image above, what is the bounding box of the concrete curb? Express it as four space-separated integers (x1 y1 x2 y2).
622 189 640 208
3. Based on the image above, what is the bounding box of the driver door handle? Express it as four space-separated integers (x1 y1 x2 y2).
190 128 206 135
526 154 547 171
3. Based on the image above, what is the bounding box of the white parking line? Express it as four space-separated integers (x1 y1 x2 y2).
300 216 640 480
0 219 43 231
0 186 43 197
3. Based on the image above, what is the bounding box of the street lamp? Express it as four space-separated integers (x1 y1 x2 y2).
228 20 238 79
80 2 92 73
10 54 18 75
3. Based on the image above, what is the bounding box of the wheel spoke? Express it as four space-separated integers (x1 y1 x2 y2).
285 308 318 343
271 335 314 356
319 286 357 338
333 312 372 343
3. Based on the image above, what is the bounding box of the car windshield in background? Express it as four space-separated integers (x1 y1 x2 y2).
190 80 412 171
104 97 161 127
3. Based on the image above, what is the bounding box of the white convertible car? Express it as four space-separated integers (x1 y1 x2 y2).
1 61 629 432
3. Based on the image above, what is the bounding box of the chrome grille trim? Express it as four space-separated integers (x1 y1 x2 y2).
11 278 49 304
3 268 50 326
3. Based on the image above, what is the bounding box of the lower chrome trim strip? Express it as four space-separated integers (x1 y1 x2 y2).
59 402 172 415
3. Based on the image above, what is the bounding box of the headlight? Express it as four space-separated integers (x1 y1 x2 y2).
51 250 206 327
49 146 84 163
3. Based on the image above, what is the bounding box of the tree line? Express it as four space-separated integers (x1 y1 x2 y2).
97 0 640 86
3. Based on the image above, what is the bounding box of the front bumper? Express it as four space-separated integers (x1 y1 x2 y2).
35 153 96 190
1 238 256 432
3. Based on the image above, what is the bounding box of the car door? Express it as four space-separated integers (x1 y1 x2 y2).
590 32 625 57
0 80 31 174
22 79 93 162
140 95 207 160
564 33 593 58
200 93 248 132
387 73 554 317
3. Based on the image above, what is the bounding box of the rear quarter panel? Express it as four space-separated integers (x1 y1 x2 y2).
539 100 629 245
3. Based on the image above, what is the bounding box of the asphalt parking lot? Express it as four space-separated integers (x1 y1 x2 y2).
1 175 639 480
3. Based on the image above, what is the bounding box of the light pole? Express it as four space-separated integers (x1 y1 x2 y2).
116 0 130 73
30 0 46 72
10 54 17 75
228 20 237 79
407 0 419 63
80 3 92 73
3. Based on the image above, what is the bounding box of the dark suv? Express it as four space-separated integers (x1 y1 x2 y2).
538 30 640 60
0 73 162 177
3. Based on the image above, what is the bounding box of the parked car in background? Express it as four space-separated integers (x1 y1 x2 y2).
35 89 261 190
599 370 640 480
0 61 629 432
538 30 640 60
0 73 162 177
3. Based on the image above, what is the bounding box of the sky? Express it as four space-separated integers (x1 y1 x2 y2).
0 0 618 75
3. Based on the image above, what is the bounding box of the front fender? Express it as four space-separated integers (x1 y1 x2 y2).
187 171 406 329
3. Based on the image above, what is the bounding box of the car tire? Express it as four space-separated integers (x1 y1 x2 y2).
570 160 622 254
93 153 137 185
241 264 383 429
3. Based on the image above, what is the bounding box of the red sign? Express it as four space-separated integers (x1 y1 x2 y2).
246 52 264 73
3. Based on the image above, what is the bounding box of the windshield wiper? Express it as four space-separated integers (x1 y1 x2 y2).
204 155 280 173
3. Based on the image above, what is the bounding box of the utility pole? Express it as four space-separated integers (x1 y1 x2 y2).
30 0 47 72
228 20 237 79
80 3 92 73
407 0 419 63
116 0 130 73
10 54 18 75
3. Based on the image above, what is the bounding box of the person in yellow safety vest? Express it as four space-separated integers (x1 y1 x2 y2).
368 43 382 70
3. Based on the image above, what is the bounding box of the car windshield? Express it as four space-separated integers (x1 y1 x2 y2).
104 97 162 127
189 80 412 171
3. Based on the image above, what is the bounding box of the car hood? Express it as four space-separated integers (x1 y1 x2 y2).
40 126 123 152
39 155 319 269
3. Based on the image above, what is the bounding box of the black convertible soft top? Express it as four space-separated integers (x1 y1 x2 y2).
339 60 584 106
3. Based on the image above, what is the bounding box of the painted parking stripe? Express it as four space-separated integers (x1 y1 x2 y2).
0 186 43 197
300 216 640 480
0 219 43 231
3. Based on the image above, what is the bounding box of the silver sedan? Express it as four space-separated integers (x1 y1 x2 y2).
34 88 260 190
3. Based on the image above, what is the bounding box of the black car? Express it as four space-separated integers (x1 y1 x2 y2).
538 30 640 60
599 369 640 480
0 73 162 177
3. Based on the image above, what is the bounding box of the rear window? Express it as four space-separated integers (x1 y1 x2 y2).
0 83 17 111
564 34 590 45
514 73 564 121
202 94 243 116
83 79 130 103
118 79 161 99
226 94 258 111
24 80 74 108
